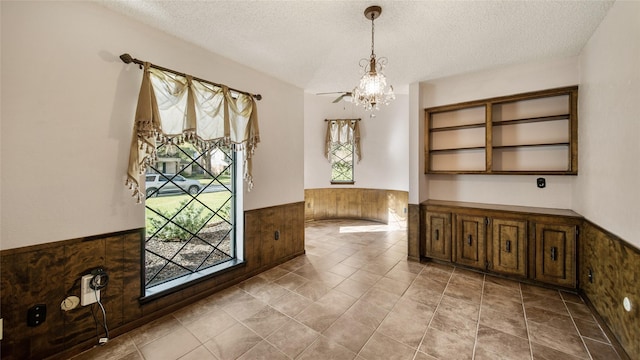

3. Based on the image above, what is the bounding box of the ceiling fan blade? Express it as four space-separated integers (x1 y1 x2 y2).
333 94 347 103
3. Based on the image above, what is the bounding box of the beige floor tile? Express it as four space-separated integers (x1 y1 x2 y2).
452 267 485 282
140 327 201 360
249 282 289 303
203 323 262 360
295 302 343 332
403 284 443 307
183 306 238 342
485 275 520 289
573 318 609 342
419 327 475 360
530 341 587 359
437 295 480 322
444 281 482 304
523 294 569 316
428 312 478 342
482 293 525 316
583 337 622 360
479 306 528 339
560 291 584 304
520 284 561 300
219 291 268 321
258 266 290 282
349 269 383 287
565 301 596 321
236 340 288 360
241 306 289 337
527 321 589 358
178 345 217 360
294 280 332 301
483 281 522 300
377 307 430 348
524 306 575 332
266 318 319 358
72 335 139 360
297 336 357 360
412 276 448 293
269 289 313 317
324 314 376 352
413 351 438 360
360 286 401 310
128 315 183 347
273 272 308 290
343 299 390 330
475 325 531 359
359 332 416 360
334 278 373 298
371 276 411 296
329 263 360 278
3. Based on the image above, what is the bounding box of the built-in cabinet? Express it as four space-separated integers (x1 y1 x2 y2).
421 200 581 288
425 86 578 175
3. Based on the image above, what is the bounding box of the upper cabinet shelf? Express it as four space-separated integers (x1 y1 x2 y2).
425 86 578 175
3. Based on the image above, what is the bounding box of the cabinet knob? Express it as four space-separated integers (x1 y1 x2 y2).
467 234 472 246
550 246 557 261
505 240 511 253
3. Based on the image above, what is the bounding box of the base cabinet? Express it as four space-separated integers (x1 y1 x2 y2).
454 215 486 269
424 211 452 261
489 218 527 277
534 223 577 288
421 200 581 289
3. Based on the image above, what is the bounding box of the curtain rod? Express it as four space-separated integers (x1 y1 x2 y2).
325 119 361 121
119 53 262 101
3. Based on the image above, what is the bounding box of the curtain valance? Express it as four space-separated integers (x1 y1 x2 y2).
126 63 260 202
324 119 361 162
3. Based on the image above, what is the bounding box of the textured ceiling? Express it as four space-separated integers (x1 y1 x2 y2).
99 0 614 94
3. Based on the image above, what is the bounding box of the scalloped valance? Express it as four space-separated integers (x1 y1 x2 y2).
126 63 260 202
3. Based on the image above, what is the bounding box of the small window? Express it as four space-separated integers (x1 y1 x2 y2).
330 142 355 183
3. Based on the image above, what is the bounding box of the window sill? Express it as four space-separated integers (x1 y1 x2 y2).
331 181 355 185
139 258 246 304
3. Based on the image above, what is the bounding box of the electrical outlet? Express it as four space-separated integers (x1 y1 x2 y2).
81 274 100 306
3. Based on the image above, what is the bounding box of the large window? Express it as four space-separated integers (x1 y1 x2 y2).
325 119 361 184
143 140 242 297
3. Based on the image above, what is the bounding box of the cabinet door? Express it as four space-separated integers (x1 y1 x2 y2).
534 223 576 287
489 218 527 277
455 215 486 269
425 211 452 261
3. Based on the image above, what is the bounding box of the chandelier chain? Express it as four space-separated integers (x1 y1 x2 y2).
370 15 375 59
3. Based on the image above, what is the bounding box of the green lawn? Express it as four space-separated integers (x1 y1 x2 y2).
145 191 232 233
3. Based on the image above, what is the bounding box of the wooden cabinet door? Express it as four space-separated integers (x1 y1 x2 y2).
489 218 527 277
455 215 486 269
534 223 576 287
425 211 452 261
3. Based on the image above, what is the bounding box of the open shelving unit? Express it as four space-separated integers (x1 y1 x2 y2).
425 86 578 175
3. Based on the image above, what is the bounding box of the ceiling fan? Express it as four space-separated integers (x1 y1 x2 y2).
316 91 353 103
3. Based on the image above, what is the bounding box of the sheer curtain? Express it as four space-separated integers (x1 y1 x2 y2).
126 63 260 202
324 119 361 162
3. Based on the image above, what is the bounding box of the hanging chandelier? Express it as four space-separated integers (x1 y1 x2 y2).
352 5 395 113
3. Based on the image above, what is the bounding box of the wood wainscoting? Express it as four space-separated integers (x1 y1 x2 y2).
0 202 304 360
304 188 408 225
579 220 640 359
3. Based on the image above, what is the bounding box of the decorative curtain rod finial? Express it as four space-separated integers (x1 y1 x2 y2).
119 53 134 64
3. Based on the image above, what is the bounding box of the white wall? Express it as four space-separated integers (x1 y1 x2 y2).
418 57 580 209
304 93 409 192
574 1 640 246
0 1 304 250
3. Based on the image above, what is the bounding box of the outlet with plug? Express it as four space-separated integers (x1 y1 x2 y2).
81 274 101 306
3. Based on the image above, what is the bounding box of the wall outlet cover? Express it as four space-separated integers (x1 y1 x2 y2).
81 274 100 306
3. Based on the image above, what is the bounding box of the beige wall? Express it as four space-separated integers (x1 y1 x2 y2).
574 0 640 246
417 57 580 209
303 93 410 192
0 1 304 249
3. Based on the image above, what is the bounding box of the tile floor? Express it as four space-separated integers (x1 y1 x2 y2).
73 219 624 360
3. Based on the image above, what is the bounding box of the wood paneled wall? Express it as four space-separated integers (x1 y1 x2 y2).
304 188 408 225
579 220 640 359
0 202 305 360
408 204 420 261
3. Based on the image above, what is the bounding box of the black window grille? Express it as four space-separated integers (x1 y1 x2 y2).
331 142 354 183
144 140 237 290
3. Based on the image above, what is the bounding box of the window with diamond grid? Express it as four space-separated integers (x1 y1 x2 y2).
144 140 238 291
331 142 354 183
